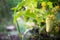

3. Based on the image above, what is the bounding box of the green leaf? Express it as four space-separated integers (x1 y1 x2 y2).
17 1 25 10
11 7 16 10
47 2 53 8
25 9 36 19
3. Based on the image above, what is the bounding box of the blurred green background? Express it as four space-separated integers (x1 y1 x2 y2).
0 0 21 32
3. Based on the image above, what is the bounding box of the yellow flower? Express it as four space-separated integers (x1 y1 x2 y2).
42 6 46 11
47 14 51 17
42 19 45 22
51 15 55 20
41 2 47 7
55 6 60 11
51 9 55 13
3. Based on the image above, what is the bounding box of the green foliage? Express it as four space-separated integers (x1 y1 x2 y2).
12 0 60 33
12 0 54 26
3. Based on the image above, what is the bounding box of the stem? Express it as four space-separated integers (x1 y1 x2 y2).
16 21 22 40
